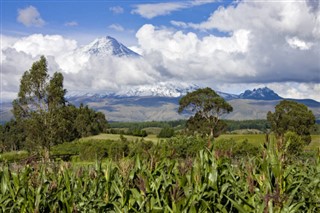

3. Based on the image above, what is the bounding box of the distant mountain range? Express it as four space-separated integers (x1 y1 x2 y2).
65 84 320 122
1 36 319 123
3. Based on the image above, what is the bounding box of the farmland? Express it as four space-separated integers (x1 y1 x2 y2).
1 137 320 212
1 131 320 212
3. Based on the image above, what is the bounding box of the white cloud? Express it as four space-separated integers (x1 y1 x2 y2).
138 0 319 85
286 36 313 50
108 24 124 32
1 34 160 100
12 34 77 58
65 21 78 27
136 24 254 80
109 6 124 14
267 82 320 101
131 0 215 19
17 6 45 27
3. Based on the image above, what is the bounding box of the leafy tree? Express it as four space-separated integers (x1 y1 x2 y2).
12 56 68 153
74 104 108 138
267 100 315 145
0 120 26 152
178 87 233 139
11 56 107 155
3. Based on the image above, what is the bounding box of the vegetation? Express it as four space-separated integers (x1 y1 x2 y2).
267 100 316 144
157 126 175 138
0 56 107 155
178 87 233 139
1 139 319 212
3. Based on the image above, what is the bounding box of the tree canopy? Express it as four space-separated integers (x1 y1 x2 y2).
178 87 233 138
3 56 107 154
267 100 315 144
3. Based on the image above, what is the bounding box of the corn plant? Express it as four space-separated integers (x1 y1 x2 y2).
0 139 319 212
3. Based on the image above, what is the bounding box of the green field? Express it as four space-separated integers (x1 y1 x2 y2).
81 133 160 143
81 133 320 149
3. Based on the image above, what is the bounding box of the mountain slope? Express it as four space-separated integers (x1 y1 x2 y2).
2 86 319 122
79 36 140 58
239 87 282 100
65 86 320 122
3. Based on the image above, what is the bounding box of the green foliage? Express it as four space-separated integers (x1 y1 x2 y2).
74 104 108 138
161 136 207 158
109 120 186 129
157 126 175 138
0 151 29 163
267 100 316 144
12 56 68 152
213 138 261 158
225 119 270 132
0 120 25 152
3 56 107 154
1 142 319 212
178 87 233 138
127 128 148 137
284 131 305 156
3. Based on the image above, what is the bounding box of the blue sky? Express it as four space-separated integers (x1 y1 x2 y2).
1 0 320 101
2 0 228 45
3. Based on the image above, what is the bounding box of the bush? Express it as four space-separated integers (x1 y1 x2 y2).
157 127 175 138
0 150 29 162
213 138 261 158
284 131 304 156
162 136 207 158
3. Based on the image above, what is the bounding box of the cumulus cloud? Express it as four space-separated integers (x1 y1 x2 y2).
131 0 216 19
109 6 124 14
135 24 254 81
17 6 45 27
1 34 160 100
108 24 124 32
136 0 319 85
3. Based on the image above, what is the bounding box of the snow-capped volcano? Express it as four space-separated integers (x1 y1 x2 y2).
79 36 140 57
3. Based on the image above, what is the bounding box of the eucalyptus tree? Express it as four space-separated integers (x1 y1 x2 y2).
12 56 69 153
178 87 233 139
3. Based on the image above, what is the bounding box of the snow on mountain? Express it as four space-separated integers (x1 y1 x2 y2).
79 36 140 58
216 91 239 100
116 82 199 97
239 87 282 100
66 90 114 99
66 82 199 98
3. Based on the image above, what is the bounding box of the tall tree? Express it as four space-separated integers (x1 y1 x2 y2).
12 56 67 153
178 87 233 139
267 100 315 145
10 56 108 155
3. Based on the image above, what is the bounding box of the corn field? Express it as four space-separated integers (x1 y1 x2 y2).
1 139 320 212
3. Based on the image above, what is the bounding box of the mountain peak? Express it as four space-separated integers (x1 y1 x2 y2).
81 36 140 57
239 87 282 100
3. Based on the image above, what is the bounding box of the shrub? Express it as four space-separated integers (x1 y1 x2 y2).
157 127 175 138
284 131 304 156
0 150 29 163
